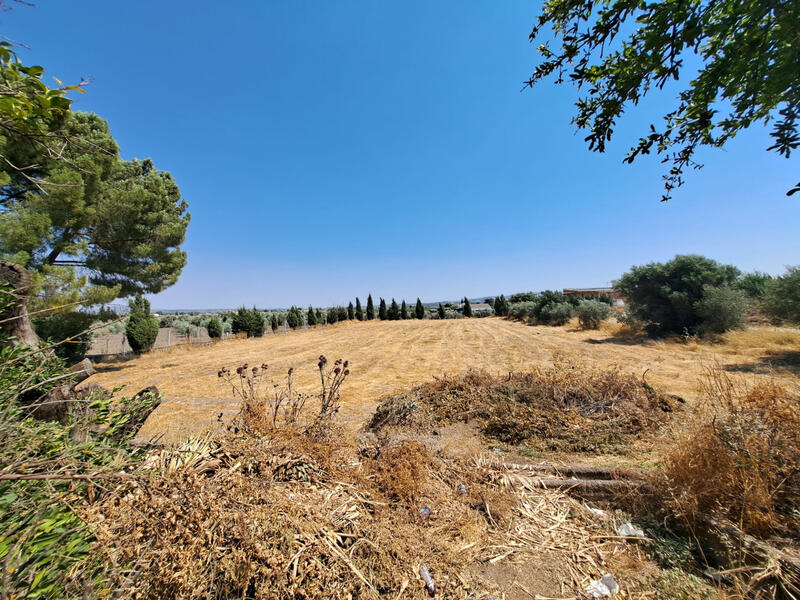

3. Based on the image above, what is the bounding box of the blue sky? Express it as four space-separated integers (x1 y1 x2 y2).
6 1 798 309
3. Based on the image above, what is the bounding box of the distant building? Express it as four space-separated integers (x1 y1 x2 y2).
563 287 626 307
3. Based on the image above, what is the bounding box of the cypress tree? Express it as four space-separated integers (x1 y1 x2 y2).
270 314 278 331
495 294 509 316
355 297 363 321
415 298 424 319
307 306 317 326
378 298 387 320
388 298 400 320
347 301 355 320
463 297 473 317
438 303 446 319
316 308 323 324
366 294 375 320
400 300 408 319
125 294 158 353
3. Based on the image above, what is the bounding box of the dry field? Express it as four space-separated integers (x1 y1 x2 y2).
84 317 800 444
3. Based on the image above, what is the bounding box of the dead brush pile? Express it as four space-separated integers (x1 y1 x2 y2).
369 358 681 452
78 356 688 599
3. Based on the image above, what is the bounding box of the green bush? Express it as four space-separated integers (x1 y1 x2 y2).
508 301 537 320
695 286 747 334
232 307 266 337
762 266 800 324
270 314 279 331
34 311 96 363
307 306 317 326
206 317 222 338
736 271 773 299
326 306 348 323
125 295 159 353
540 302 575 325
493 294 509 316
615 254 740 336
509 291 537 303
285 306 304 329
576 299 611 329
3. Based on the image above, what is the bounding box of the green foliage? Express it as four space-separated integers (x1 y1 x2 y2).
762 266 800 325
0 340 155 599
355 297 364 321
347 302 354 320
540 302 575 326
1 112 190 298
33 310 96 363
462 297 472 317
285 306 304 330
576 299 611 329
206 317 222 339
493 294 509 316
270 313 279 331
437 303 445 319
526 0 800 200
125 294 158 353
387 299 400 320
378 298 387 320
695 286 747 334
509 291 536 303
326 306 348 324
508 301 537 320
232 306 266 337
736 271 774 299
400 300 408 320
366 294 375 320
415 298 424 319
615 255 741 336
315 308 322 325
307 306 317 326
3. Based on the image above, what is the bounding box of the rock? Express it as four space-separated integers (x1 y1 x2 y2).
69 358 95 383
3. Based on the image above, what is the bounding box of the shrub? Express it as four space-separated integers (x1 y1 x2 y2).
736 271 773 299
125 294 159 353
285 306 304 329
695 285 747 334
493 294 509 316
508 301 536 320
326 306 348 323
34 311 96 363
615 254 741 336
232 307 266 337
539 302 574 326
206 317 222 339
762 266 800 325
576 299 611 329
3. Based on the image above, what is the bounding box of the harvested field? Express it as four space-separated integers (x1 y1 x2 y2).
83 318 800 444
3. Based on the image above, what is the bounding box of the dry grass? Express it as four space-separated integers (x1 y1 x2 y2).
83 318 800 444
656 371 800 539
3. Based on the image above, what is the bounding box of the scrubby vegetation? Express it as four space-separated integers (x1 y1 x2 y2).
763 266 800 325
125 294 159 353
576 299 611 329
231 306 266 337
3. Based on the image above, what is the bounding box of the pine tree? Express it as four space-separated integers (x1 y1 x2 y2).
415 298 424 319
388 299 400 320
307 306 317 326
438 303 446 319
378 298 387 320
366 294 375 320
347 301 355 320
355 297 364 321
463 297 473 317
400 300 408 319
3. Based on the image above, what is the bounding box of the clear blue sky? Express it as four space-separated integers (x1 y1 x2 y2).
7 1 798 309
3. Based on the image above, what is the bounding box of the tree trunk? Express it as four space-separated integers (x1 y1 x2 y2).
0 261 45 347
